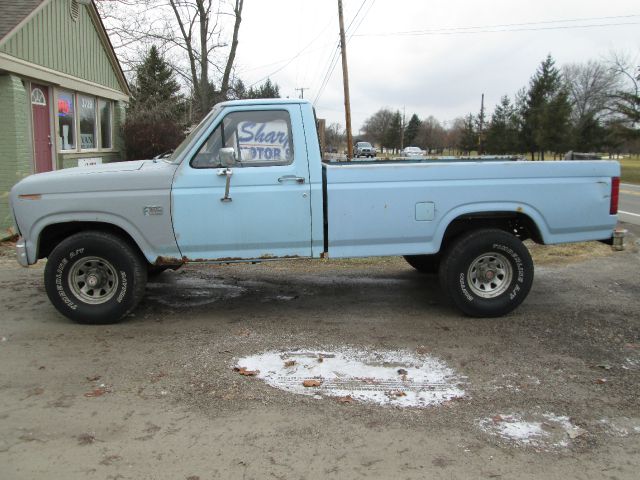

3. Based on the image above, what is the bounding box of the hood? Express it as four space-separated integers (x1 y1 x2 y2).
11 160 177 198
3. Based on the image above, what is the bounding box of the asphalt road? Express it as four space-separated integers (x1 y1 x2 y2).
620 183 640 226
1 237 639 479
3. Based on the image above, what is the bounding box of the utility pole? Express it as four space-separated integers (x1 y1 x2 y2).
478 93 485 156
295 87 308 99
337 0 354 160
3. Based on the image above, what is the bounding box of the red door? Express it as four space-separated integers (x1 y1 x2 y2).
31 84 53 173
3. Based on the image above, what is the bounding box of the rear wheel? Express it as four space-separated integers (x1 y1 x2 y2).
44 231 147 324
403 254 440 274
438 229 533 317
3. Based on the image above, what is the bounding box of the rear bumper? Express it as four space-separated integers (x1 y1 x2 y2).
16 237 28 267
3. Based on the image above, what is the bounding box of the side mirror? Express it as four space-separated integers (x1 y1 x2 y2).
219 147 236 167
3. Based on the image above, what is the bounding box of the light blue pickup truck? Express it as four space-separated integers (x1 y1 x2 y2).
10 99 621 324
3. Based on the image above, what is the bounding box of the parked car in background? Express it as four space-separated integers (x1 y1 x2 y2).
354 142 376 158
403 146 426 157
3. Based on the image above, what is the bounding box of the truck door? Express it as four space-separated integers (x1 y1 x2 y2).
172 105 312 261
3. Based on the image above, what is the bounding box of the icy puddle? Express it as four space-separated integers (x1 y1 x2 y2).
235 349 465 407
478 413 587 450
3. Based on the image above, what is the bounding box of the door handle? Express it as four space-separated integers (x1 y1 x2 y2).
217 168 233 202
278 175 305 184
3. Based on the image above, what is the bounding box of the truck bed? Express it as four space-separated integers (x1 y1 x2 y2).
322 160 619 258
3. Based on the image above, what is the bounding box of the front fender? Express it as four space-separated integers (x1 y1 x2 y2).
27 212 181 265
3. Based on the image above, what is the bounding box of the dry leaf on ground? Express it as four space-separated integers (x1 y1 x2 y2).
84 387 107 397
303 379 322 387
234 367 259 376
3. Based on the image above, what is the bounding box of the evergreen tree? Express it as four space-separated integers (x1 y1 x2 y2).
124 46 186 160
521 55 572 159
129 45 182 111
459 114 477 154
486 96 520 154
384 111 403 152
246 78 280 99
403 114 421 146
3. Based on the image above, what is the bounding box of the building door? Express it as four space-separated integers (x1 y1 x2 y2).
31 84 53 173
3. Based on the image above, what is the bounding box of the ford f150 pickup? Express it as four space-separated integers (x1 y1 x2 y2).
10 99 620 324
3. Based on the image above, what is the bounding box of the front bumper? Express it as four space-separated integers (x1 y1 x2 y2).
16 237 28 267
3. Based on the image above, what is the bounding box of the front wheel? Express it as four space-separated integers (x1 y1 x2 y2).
438 229 533 317
44 231 147 324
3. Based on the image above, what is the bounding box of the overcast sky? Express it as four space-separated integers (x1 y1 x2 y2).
232 0 639 132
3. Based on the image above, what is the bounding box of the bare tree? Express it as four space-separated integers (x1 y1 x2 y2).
96 0 244 118
416 116 446 154
360 108 394 149
608 52 640 136
563 60 620 123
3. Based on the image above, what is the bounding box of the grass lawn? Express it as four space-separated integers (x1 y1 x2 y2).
620 155 640 184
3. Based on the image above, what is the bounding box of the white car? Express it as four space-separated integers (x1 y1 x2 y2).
402 146 425 157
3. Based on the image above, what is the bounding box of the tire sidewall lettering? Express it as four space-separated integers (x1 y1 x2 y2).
116 271 128 303
55 257 77 310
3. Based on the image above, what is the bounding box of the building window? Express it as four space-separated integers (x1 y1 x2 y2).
57 90 76 150
99 99 112 149
56 90 114 152
79 95 97 149
31 88 46 106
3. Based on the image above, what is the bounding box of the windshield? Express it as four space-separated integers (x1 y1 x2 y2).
357 142 372 148
168 105 222 163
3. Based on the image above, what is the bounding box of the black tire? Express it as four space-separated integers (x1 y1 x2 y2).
44 231 147 324
403 254 440 274
438 229 533 317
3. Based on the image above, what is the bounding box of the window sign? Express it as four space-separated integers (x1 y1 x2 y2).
79 95 96 149
58 90 76 150
99 99 112 149
236 119 292 163
191 110 294 169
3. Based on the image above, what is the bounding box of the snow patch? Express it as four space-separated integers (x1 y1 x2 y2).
478 413 582 450
236 348 465 408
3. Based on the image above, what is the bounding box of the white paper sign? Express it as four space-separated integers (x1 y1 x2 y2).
78 157 102 168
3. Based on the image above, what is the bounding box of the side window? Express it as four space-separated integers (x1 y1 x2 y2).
191 110 294 169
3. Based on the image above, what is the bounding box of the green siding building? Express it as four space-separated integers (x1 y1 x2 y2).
0 0 129 237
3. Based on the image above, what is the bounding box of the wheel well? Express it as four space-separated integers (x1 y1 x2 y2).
441 212 543 250
38 222 145 261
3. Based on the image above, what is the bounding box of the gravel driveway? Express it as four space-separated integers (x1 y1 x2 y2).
0 229 639 479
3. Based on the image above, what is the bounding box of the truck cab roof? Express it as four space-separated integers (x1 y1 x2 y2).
216 98 311 108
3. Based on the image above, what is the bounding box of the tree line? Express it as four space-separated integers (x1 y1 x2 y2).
352 54 639 158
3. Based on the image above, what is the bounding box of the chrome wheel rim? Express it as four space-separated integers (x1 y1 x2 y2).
467 252 513 299
68 256 119 304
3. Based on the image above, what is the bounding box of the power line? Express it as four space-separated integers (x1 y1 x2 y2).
353 13 640 37
246 16 335 88
313 0 373 106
